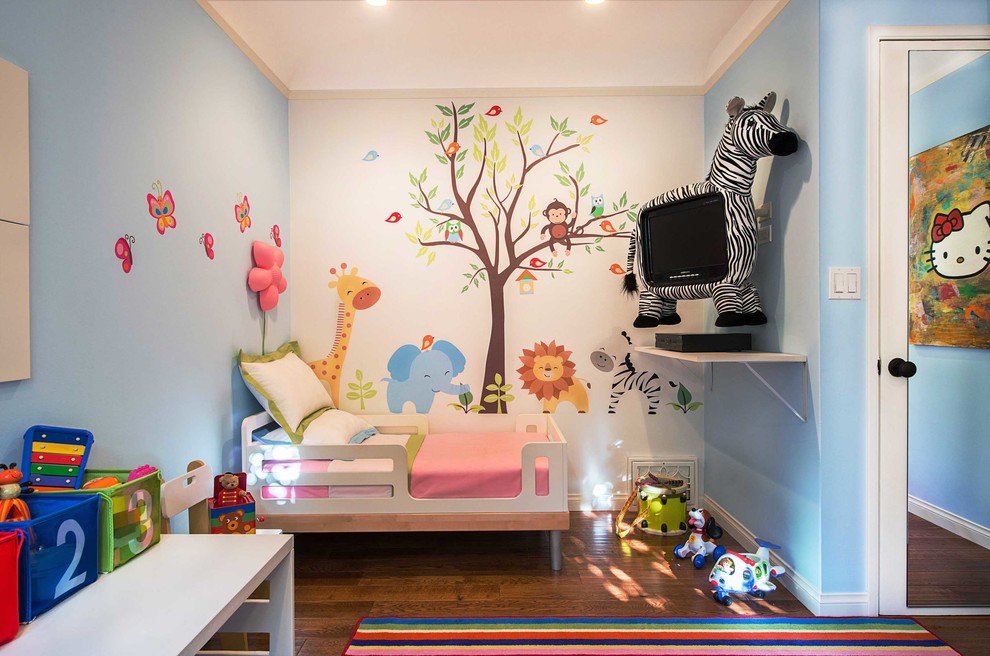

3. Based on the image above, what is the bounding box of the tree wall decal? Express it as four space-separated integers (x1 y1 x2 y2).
398 101 638 412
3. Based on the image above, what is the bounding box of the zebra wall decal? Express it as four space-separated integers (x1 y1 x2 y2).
624 92 799 328
590 331 665 414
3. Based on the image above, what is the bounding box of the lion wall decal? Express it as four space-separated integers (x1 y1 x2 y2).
517 340 590 413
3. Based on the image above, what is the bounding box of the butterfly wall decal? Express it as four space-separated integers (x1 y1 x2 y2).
200 232 215 260
115 234 135 273
147 180 176 235
235 194 251 233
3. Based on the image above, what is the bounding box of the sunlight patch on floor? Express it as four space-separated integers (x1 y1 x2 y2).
603 581 629 601
650 559 677 580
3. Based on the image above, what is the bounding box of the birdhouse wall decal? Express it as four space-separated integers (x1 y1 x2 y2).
516 270 537 295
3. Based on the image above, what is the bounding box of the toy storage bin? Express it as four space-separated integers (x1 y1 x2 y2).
2 494 100 622
44 469 162 573
0 531 23 644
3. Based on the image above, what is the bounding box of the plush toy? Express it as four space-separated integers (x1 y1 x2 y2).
214 472 249 508
709 538 785 606
624 92 799 328
674 507 725 568
0 463 33 522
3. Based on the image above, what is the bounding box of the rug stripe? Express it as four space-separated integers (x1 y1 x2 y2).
344 617 958 655
353 631 943 642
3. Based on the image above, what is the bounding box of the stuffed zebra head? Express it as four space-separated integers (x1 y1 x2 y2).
725 91 799 160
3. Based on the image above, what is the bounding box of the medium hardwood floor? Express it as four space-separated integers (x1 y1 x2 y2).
908 512 990 606
277 511 988 655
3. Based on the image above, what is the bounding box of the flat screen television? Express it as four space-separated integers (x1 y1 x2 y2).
639 191 728 286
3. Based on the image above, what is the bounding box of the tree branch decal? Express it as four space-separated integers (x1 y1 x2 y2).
394 102 638 411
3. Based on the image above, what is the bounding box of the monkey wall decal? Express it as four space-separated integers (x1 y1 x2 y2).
541 198 576 256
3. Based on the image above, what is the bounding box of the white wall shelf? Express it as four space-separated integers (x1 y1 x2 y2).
635 347 808 422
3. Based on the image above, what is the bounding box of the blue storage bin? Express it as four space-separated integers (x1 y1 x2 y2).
0 494 100 622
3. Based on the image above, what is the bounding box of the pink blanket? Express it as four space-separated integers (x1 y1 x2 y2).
259 431 550 500
410 432 550 499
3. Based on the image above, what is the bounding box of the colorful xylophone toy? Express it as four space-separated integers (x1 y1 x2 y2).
22 425 95 491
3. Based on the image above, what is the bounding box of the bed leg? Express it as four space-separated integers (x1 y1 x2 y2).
549 530 562 571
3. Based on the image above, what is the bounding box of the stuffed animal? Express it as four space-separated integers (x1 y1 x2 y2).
624 92 799 328
0 463 32 522
674 507 725 568
215 472 249 508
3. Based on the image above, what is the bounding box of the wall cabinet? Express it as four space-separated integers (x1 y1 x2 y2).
0 56 30 382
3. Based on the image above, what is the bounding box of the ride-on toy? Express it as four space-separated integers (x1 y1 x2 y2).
709 538 785 605
673 507 724 568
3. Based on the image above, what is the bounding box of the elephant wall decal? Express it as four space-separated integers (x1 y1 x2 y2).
383 335 470 413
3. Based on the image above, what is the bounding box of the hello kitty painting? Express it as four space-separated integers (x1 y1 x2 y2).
910 123 990 348
927 202 990 280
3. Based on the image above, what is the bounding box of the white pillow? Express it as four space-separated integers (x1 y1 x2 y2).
302 409 378 445
239 342 333 441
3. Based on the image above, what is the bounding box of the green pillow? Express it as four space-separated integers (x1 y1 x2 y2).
239 341 334 442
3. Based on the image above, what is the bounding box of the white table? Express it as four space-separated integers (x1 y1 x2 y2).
0 533 294 656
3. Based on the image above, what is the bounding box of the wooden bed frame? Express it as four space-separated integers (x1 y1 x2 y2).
240 411 570 569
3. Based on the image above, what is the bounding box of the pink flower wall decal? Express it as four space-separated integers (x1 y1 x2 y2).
247 240 287 312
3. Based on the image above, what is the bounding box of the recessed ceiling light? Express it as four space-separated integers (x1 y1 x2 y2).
367 0 387 6
586 0 605 5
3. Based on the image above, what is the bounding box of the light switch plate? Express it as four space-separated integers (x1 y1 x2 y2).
828 267 861 300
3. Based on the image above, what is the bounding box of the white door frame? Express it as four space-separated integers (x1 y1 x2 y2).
868 24 990 616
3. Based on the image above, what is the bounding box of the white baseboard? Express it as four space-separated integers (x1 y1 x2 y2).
568 492 629 512
909 495 990 550
703 495 870 617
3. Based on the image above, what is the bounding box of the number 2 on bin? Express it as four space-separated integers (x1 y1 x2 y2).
54 519 86 598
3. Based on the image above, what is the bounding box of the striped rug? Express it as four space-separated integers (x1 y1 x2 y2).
343 616 958 655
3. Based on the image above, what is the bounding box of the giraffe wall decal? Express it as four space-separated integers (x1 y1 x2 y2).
307 263 381 407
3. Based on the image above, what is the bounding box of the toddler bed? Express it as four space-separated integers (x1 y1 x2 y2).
240 410 569 570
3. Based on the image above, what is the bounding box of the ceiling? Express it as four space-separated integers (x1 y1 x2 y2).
201 0 788 97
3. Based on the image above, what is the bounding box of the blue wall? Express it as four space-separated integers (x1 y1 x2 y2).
703 0 990 599
819 0 989 594
703 0 822 589
0 0 289 487
907 53 990 527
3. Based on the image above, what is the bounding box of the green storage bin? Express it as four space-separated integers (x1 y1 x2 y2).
45 469 162 573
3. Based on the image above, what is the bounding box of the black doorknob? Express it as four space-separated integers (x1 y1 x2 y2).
887 358 917 378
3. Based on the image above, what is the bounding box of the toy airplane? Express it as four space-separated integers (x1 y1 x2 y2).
708 538 785 606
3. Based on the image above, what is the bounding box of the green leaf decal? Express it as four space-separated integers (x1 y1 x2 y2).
436 104 453 116
457 102 475 115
